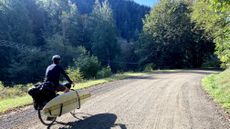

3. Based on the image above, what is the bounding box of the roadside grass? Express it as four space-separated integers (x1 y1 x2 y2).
0 72 148 113
202 68 230 112
0 95 33 113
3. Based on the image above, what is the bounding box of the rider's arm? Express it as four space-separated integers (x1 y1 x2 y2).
60 66 73 84
63 87 70 93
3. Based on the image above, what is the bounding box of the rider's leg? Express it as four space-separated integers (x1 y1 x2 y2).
56 84 69 93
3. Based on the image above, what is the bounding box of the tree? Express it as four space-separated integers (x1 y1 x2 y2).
137 0 215 69
8 50 49 83
37 0 80 43
0 0 35 44
192 0 230 68
24 0 47 46
75 46 101 78
90 0 120 68
0 0 152 84
72 0 150 41
0 0 37 84
38 0 82 67
0 0 82 84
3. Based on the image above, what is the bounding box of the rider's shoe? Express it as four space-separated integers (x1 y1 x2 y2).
46 117 55 121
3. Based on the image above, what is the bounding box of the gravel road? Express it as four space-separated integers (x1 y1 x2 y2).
0 70 229 129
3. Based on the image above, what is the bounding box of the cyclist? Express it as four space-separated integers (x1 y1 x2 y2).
44 55 73 93
44 55 73 121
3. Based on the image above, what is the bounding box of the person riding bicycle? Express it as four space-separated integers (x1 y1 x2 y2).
44 55 73 93
44 55 73 121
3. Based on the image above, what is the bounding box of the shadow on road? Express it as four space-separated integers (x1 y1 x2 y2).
49 113 126 129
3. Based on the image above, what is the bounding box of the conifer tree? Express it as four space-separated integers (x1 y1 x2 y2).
91 0 120 67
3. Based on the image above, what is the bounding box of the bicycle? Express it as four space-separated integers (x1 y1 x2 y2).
37 89 81 126
28 82 82 126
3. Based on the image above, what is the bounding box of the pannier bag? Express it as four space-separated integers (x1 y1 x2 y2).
28 82 56 110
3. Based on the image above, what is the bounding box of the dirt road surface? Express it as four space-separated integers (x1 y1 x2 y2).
0 70 229 129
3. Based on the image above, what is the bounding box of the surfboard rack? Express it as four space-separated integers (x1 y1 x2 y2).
59 104 63 116
48 92 79 117
75 91 81 109
43 90 85 118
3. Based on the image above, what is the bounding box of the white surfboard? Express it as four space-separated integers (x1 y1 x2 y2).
42 90 91 117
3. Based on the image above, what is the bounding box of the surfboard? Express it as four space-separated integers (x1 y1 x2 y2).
42 90 91 117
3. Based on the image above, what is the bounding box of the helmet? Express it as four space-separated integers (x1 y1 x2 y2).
52 55 61 61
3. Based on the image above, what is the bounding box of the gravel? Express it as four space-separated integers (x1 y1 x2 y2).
0 70 229 129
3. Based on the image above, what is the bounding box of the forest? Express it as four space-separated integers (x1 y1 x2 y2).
0 0 229 85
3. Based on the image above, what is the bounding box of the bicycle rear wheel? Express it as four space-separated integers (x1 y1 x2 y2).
38 109 56 126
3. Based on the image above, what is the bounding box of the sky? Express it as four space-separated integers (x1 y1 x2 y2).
134 0 158 7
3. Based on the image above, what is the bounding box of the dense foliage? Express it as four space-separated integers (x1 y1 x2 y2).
0 0 149 84
136 0 215 69
0 0 82 84
73 0 150 41
91 0 119 68
0 0 229 85
75 46 101 79
96 66 112 78
192 0 230 68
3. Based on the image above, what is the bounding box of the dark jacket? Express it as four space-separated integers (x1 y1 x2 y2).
44 64 72 87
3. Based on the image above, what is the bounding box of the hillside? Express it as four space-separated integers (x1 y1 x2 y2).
0 0 149 84
73 0 150 41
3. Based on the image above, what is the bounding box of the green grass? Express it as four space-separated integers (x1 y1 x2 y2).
0 95 33 113
0 72 148 113
202 68 230 112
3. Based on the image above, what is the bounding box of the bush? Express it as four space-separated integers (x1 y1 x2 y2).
66 67 83 82
0 83 32 100
144 63 156 72
0 81 3 87
202 55 220 68
75 49 101 79
202 68 230 111
0 81 4 94
96 67 113 78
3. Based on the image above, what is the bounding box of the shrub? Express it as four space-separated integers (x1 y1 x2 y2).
0 81 3 88
0 83 32 100
66 67 83 82
0 82 4 99
202 55 220 68
144 63 156 72
75 49 101 79
96 67 113 78
202 68 230 111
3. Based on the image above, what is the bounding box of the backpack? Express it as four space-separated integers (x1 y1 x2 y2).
28 82 56 110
